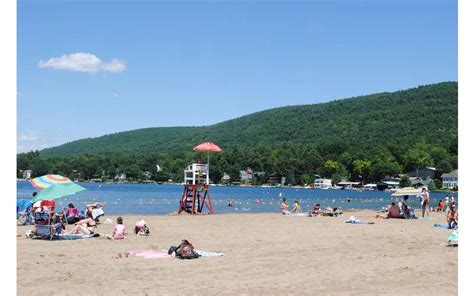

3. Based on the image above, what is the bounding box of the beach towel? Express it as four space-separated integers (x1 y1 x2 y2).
433 224 450 229
129 249 172 259
160 249 224 257
61 233 92 240
288 213 307 217
344 216 375 225
417 217 433 220
26 231 98 240
196 250 224 257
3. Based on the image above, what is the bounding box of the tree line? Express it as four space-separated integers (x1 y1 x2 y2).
17 140 457 188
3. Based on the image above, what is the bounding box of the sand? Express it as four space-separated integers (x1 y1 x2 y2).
17 210 457 295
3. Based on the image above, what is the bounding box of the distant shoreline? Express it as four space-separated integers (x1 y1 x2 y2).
16 178 456 193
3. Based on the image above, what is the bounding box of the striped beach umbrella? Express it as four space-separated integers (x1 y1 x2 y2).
30 174 73 190
32 182 86 202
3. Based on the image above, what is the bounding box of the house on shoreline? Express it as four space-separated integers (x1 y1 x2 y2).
441 170 458 189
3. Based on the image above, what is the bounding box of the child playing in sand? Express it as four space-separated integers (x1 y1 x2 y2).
108 216 126 240
291 200 302 213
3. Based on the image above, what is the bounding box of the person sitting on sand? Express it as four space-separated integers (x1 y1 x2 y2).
108 216 126 240
436 199 445 212
447 205 458 229
86 202 105 222
280 198 290 215
291 200 302 213
387 202 402 219
69 211 97 235
310 203 323 217
64 203 80 224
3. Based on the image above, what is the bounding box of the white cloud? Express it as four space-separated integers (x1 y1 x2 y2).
18 134 38 142
38 52 127 73
17 131 48 153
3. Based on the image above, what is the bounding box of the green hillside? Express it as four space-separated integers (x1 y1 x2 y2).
40 82 457 158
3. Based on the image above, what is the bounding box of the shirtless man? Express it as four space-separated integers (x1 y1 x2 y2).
421 188 430 218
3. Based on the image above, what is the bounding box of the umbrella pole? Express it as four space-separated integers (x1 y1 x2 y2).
59 197 69 227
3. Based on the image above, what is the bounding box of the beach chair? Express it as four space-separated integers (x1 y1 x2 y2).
40 200 56 215
29 201 63 240
30 223 63 240
17 200 33 225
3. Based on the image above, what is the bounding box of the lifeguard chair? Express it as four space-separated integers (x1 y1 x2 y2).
178 142 222 214
178 163 214 214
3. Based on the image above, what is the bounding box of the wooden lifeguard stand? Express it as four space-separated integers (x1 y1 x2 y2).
178 163 214 214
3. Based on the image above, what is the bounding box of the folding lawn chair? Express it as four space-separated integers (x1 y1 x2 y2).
17 200 33 225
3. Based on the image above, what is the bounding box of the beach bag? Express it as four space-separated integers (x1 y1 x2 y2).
134 220 150 235
171 240 200 259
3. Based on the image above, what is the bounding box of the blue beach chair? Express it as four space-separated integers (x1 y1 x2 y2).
17 199 33 225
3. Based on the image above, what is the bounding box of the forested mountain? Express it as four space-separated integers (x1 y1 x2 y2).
40 82 457 158
19 82 458 185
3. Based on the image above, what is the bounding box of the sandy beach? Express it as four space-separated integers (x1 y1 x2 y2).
17 210 457 295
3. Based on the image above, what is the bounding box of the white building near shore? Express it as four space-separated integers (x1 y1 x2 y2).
441 170 458 189
314 178 332 189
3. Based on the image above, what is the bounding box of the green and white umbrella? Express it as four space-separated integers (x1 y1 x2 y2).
32 182 86 202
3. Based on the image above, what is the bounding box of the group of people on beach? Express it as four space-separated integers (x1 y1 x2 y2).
280 198 342 217
384 189 458 228
280 198 302 214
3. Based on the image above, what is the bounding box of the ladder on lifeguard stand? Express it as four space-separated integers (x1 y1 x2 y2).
178 163 214 214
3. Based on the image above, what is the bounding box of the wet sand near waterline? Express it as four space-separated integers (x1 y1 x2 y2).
17 210 457 295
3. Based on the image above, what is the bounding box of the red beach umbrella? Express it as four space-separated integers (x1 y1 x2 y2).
192 142 223 165
193 142 223 153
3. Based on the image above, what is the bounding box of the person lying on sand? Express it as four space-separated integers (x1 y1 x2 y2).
309 203 323 217
322 207 343 217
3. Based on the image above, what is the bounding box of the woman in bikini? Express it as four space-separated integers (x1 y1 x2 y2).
69 211 97 235
280 198 290 215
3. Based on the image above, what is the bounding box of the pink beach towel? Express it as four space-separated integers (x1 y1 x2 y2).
129 249 172 259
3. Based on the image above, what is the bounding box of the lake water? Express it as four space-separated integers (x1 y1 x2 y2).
17 181 457 215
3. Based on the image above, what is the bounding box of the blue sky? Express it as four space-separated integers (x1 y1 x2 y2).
17 0 457 153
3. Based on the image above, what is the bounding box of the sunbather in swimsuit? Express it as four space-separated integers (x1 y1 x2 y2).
280 198 290 215
69 211 97 235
